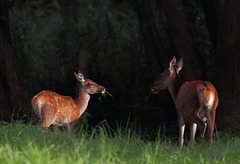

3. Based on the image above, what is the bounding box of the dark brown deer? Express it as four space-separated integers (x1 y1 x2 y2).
32 70 106 134
151 57 218 147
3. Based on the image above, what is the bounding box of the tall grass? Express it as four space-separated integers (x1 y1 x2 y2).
0 122 239 164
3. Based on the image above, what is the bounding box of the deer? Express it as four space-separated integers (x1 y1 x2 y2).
150 56 218 147
31 70 106 134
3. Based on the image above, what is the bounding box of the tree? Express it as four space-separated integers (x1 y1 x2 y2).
202 0 240 130
0 0 30 121
134 0 240 131
134 0 167 79
160 0 203 80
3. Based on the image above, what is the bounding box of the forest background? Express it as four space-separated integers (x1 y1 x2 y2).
0 0 240 137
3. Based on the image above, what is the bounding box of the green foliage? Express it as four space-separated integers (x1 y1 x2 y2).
224 117 240 136
9 0 215 102
8 0 222 134
10 0 151 105
0 122 240 164
181 0 215 78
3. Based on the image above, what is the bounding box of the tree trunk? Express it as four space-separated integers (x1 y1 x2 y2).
201 0 218 49
0 0 31 121
134 0 168 79
161 0 203 80
133 0 178 125
213 0 240 130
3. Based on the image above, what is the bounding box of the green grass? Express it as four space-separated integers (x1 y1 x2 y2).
0 122 240 164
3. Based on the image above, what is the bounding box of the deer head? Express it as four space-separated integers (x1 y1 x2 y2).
151 56 183 94
74 70 106 95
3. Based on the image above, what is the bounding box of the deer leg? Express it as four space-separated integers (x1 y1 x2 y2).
38 117 54 133
211 110 216 132
53 125 59 132
39 114 55 127
38 105 56 132
178 114 185 147
190 123 197 140
207 110 215 144
67 122 76 134
194 116 206 142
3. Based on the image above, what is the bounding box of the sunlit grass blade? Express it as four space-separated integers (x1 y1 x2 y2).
105 90 113 97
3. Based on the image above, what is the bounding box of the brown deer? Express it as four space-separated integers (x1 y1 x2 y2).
32 70 106 134
151 57 218 147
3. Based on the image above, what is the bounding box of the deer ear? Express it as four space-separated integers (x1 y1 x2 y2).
169 56 177 70
74 70 85 82
176 58 183 73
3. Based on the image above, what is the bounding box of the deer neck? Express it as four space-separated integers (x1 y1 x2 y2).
168 72 181 104
75 85 90 115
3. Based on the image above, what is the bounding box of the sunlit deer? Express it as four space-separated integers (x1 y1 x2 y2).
32 70 106 134
151 57 218 147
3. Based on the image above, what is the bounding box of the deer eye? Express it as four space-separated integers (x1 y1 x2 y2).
89 83 93 86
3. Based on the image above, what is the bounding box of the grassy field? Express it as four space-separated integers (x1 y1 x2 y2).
0 122 239 164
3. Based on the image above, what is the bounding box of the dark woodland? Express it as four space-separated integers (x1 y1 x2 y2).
0 0 240 137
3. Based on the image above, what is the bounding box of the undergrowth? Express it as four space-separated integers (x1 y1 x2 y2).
0 121 239 164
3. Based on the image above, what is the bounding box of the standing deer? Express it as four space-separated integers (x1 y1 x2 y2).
32 70 106 134
151 57 218 147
